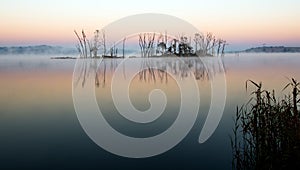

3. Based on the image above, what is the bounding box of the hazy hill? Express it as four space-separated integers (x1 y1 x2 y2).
0 45 77 55
243 46 300 53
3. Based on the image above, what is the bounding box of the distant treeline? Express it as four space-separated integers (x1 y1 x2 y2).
0 45 77 55
243 46 300 53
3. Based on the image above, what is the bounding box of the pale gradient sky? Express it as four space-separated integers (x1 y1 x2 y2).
1 0 299 50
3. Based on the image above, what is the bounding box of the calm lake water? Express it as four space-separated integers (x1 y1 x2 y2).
1 53 300 169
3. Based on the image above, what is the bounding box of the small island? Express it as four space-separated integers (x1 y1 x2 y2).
74 30 228 58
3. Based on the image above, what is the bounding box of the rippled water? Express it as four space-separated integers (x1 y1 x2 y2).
1 53 300 169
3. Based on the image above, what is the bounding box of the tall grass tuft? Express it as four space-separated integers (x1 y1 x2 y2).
231 78 300 169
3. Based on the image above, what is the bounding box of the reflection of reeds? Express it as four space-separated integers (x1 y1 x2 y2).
73 59 99 88
231 79 300 169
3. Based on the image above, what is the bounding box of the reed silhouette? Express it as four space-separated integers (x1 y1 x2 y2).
231 79 300 169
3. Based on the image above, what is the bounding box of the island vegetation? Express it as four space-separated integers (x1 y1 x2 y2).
74 29 227 58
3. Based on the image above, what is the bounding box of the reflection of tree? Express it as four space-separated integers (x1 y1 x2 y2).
73 59 100 88
75 57 226 88
138 59 168 83
97 59 119 87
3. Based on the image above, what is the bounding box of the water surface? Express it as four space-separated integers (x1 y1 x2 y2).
1 53 300 169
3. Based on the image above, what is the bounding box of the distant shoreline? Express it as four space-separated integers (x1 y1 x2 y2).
0 45 77 55
240 46 300 53
1 45 300 55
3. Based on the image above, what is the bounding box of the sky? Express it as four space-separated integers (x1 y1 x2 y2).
1 0 299 50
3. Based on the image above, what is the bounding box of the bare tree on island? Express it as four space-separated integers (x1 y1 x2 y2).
216 39 223 56
204 32 215 55
109 43 118 57
74 29 227 58
102 29 106 56
221 40 227 56
193 33 201 53
91 30 102 58
122 37 126 58
192 32 226 56
95 29 108 57
139 33 156 57
155 33 168 56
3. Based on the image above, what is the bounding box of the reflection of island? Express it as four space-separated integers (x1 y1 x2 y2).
74 57 225 88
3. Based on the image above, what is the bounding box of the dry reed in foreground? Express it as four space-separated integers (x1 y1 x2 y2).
231 78 300 169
